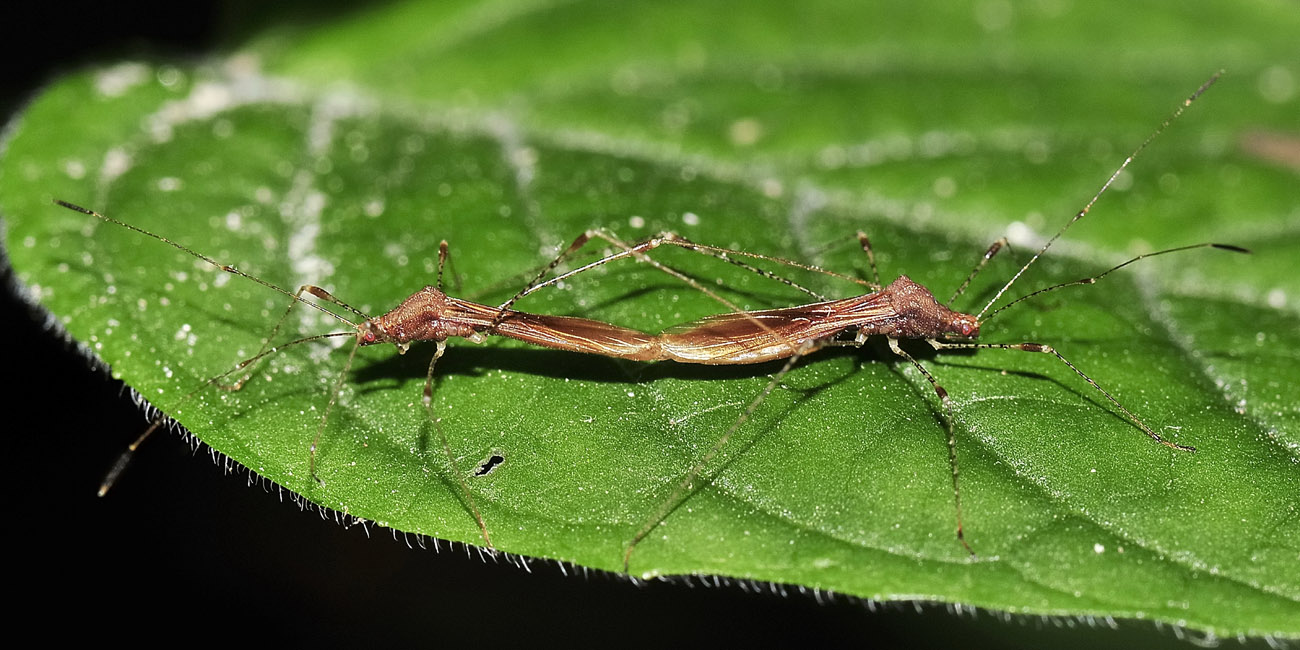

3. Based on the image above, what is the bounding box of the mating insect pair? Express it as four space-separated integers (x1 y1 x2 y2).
66 72 1242 571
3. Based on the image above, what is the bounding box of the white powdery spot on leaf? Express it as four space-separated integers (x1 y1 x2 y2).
61 159 86 180
95 62 151 97
100 148 133 185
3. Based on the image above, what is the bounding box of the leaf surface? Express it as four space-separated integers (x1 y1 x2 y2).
2 0 1297 638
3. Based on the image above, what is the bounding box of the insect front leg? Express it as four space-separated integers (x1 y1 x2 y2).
854 231 883 288
927 340 1195 452
422 339 493 549
217 284 359 392
100 285 361 496
308 337 362 486
947 237 1011 306
887 337 976 557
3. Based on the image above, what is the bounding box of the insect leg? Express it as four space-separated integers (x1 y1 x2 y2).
98 418 166 497
630 232 845 298
583 230 819 320
497 230 822 325
216 283 359 391
422 340 493 548
855 231 883 288
887 337 976 557
215 284 376 484
95 331 356 496
491 230 810 350
623 340 820 573
515 229 885 308
947 237 1011 306
435 240 466 293
308 337 364 485
645 232 881 292
928 340 1195 452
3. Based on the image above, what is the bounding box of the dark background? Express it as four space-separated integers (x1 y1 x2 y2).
2 2 1251 647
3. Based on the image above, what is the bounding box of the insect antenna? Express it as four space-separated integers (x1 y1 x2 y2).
55 200 388 493
976 71 1223 320
982 242 1250 324
53 200 367 325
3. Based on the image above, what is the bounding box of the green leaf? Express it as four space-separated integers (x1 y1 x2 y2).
3 0 1297 639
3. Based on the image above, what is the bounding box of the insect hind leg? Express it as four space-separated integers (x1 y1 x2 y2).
622 341 820 573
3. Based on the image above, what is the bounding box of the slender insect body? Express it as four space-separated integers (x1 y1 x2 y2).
358 273 976 367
